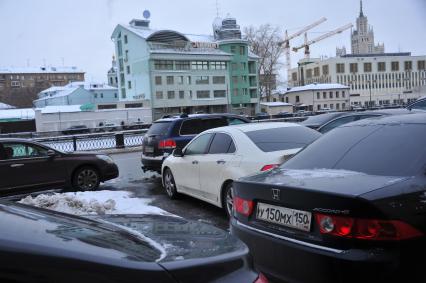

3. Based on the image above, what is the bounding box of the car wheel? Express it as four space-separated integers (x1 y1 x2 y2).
163 168 179 199
222 182 234 218
72 166 100 191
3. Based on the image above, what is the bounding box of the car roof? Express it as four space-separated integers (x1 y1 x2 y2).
154 113 246 123
340 113 426 128
204 122 300 134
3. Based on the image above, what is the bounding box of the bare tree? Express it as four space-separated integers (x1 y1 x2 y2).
244 24 284 101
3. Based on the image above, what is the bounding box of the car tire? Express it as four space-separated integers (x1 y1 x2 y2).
72 166 100 191
163 168 179 199
222 182 234 219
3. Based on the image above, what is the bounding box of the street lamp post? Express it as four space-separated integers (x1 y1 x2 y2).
367 80 377 109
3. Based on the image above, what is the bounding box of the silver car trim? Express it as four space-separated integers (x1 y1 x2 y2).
141 154 163 161
236 220 344 254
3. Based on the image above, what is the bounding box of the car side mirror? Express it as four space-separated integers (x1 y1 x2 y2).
173 148 184 157
47 150 56 158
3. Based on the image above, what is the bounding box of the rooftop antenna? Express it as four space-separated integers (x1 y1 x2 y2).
143 9 151 20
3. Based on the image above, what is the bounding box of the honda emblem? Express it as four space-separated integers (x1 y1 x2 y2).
272 188 280 201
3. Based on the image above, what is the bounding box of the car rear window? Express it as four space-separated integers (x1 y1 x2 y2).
283 124 426 176
245 126 321 152
147 122 172 136
301 113 344 126
180 118 227 135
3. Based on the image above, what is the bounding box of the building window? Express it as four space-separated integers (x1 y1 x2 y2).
125 50 129 62
128 81 132 89
233 88 238 96
176 61 190 70
191 61 209 70
322 65 329 75
187 76 191 84
323 92 326 99
391 61 399 71
350 63 358 73
179 91 184 99
292 72 297 81
404 61 413 71
342 102 346 109
166 76 174 85
11 81 20 87
329 91 333 98
296 96 300 103
336 91 339 98
126 65 130 74
125 103 143 108
378 62 386 72
364 63 372 73
100 93 104 98
154 60 173 70
124 35 128 44
239 46 245 55
230 46 236 53
98 104 117 110
232 76 238 84
210 61 226 70
114 93 117 98
330 104 334 109
306 69 313 79
336 63 345 73
155 76 162 85
324 104 328 108
121 88 126 99
167 91 175 99
314 67 320 77
418 60 426 70
231 63 238 71
316 92 320 99
195 76 209 84
177 76 184 85
342 91 346 97
94 93 98 98
156 91 163 99
196 90 210 99
240 62 246 70
213 90 226 98
213 76 225 84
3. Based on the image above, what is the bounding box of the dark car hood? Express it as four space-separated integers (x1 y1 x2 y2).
92 214 247 263
0 202 246 266
240 168 411 197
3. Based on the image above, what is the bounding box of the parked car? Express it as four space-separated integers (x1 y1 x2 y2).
294 110 313 117
273 111 293 118
0 138 118 195
102 122 119 132
0 201 267 283
252 113 270 120
317 108 412 134
141 114 250 173
231 113 426 283
61 125 90 135
162 123 321 217
406 96 426 111
300 112 350 130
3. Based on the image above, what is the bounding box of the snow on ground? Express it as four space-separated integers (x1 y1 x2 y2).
18 190 172 216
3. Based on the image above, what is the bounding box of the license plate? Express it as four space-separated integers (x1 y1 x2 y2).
256 202 311 232
144 146 154 153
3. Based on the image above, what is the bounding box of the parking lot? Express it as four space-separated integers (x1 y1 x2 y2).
101 151 229 230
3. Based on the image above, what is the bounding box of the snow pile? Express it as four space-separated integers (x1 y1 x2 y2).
18 190 171 216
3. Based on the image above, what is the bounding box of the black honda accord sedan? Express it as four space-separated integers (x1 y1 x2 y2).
0 201 268 283
0 138 118 195
231 113 426 283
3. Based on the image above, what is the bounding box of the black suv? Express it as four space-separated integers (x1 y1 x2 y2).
141 114 250 173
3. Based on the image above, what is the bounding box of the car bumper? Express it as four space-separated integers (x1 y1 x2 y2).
101 163 119 181
230 218 424 283
141 154 164 173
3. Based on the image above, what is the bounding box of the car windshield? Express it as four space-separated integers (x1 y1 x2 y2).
245 126 321 152
282 123 426 176
301 113 345 125
147 122 172 136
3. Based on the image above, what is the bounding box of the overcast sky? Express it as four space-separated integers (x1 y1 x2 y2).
1 0 425 83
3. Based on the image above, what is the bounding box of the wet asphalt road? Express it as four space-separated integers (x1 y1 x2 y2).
101 151 230 230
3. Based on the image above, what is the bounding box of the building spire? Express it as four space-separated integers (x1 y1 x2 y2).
360 0 364 17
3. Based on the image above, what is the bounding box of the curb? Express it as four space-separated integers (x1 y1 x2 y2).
97 146 142 155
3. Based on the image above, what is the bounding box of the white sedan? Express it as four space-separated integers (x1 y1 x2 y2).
161 122 321 217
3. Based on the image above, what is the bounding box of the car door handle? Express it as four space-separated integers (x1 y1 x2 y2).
192 160 199 165
216 160 226 164
10 163 24 168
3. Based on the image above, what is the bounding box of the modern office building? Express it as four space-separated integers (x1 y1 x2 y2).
111 15 259 119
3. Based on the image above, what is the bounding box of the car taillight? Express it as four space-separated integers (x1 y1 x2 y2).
158 139 176 149
254 273 269 283
315 213 423 241
234 196 254 217
260 164 280 171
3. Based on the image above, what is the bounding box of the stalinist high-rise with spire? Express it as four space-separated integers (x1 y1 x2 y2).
351 0 385 54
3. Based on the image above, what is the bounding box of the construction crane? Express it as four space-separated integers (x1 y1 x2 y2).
292 23 353 59
279 17 327 77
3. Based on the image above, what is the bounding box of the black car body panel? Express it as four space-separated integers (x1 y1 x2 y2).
300 112 349 129
0 202 258 283
231 114 426 283
141 114 250 173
